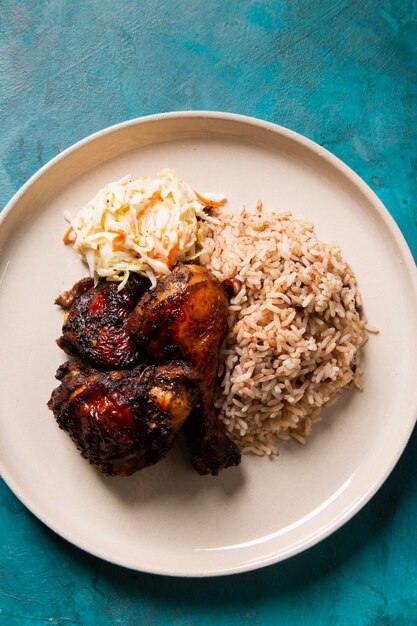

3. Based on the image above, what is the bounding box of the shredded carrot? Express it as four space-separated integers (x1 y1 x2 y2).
150 191 163 203
112 233 126 251
109 228 126 251
151 238 179 268
127 214 138 236
194 190 224 207
63 226 74 244
151 240 169 264
167 243 179 269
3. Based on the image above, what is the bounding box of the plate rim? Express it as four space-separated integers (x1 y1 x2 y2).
1 110 417 577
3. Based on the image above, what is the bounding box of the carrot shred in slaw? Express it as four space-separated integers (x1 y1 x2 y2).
194 190 225 207
62 226 74 244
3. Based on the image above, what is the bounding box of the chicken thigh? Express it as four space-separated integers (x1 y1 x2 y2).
56 275 148 369
48 360 200 476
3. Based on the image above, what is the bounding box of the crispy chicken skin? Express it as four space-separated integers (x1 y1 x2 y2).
128 264 241 475
56 275 148 369
48 360 200 476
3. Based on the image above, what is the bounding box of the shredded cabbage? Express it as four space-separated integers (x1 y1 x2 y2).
63 169 224 289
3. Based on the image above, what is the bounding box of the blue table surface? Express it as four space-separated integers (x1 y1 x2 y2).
1 1 416 624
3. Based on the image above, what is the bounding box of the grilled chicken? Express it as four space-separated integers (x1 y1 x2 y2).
56 275 148 369
128 264 241 475
48 360 200 476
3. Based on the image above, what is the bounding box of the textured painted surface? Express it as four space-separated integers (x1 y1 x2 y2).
0 0 416 624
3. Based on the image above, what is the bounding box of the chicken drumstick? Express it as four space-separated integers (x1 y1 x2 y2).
128 264 241 475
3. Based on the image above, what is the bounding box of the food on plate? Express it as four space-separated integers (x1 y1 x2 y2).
200 203 373 455
48 360 200 476
56 274 149 369
62 169 224 289
50 169 373 477
50 262 239 475
128 264 241 475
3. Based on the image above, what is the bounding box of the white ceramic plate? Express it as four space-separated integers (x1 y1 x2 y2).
1 112 416 577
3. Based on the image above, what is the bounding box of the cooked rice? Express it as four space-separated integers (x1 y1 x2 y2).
200 203 371 455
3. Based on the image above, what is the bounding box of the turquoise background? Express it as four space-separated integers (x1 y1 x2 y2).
1 1 416 624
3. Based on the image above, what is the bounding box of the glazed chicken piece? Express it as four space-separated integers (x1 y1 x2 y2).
48 360 200 476
128 264 241 475
56 275 149 369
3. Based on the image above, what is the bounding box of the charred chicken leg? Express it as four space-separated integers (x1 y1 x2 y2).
128 264 241 475
48 360 200 476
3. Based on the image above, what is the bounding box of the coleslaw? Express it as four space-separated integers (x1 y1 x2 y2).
63 169 224 289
